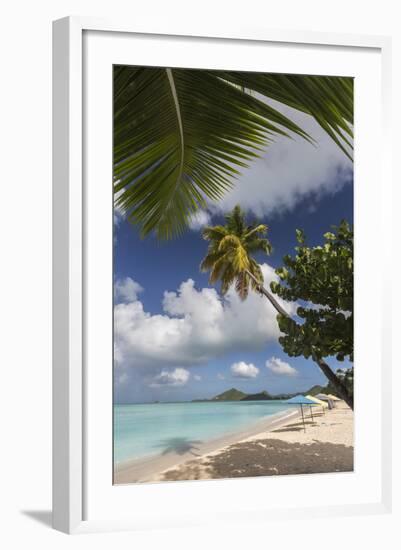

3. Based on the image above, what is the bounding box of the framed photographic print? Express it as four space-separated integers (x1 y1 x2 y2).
52 17 392 534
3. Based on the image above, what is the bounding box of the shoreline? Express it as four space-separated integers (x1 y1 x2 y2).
114 407 299 484
159 401 353 482
115 402 353 484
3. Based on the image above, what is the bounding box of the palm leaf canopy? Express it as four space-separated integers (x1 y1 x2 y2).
114 67 353 239
200 205 270 300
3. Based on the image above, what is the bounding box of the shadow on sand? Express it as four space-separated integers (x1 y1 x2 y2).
272 420 317 433
154 437 203 456
161 438 353 481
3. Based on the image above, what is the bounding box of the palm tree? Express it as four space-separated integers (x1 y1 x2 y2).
200 206 354 410
114 67 353 239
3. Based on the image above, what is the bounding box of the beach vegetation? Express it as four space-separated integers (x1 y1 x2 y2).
326 367 354 398
200 207 354 409
271 222 353 386
200 205 272 301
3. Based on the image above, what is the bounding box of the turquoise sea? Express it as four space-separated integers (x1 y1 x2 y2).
114 400 291 464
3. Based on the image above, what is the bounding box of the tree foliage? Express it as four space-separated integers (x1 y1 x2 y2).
326 367 354 398
200 205 271 300
271 221 353 363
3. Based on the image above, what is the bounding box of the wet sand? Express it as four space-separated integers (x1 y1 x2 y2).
114 408 299 484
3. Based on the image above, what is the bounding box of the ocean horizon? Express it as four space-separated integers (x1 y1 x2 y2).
114 400 291 464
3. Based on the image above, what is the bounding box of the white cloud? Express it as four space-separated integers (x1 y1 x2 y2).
188 210 211 230
114 277 143 303
209 100 352 219
217 373 225 380
150 368 190 387
231 361 259 379
266 356 298 377
114 265 295 386
194 374 202 381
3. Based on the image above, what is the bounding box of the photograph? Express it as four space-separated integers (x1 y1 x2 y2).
112 66 354 485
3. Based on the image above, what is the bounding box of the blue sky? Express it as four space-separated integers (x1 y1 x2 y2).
113 102 353 404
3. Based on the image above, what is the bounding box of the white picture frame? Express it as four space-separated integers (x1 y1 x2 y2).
52 16 392 534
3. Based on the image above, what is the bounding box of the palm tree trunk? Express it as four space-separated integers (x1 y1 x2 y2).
245 269 354 410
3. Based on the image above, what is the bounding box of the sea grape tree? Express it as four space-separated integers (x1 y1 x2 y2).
271 221 353 367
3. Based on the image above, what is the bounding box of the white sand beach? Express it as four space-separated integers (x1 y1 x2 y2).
114 402 353 484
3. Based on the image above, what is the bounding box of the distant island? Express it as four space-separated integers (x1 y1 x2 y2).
192 385 328 402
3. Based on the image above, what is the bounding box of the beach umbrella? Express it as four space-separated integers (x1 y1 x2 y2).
315 393 335 409
328 394 341 401
326 393 341 408
315 393 330 401
328 394 341 400
285 395 319 432
306 394 328 414
306 395 328 407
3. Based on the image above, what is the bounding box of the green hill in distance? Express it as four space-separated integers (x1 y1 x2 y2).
304 385 325 396
192 384 329 402
212 388 247 401
241 390 272 401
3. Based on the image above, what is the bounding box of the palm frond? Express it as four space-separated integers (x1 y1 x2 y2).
114 67 353 238
209 251 234 285
244 224 269 240
219 72 353 159
235 271 250 301
220 264 237 295
199 207 270 301
217 234 242 252
200 251 222 272
225 205 247 235
202 225 228 242
249 260 264 288
246 237 272 255
233 246 250 272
